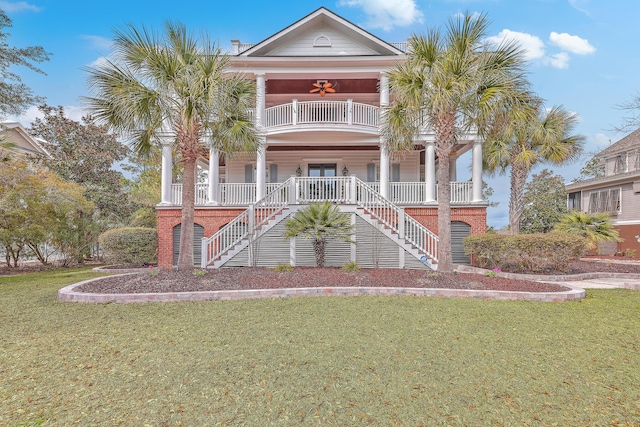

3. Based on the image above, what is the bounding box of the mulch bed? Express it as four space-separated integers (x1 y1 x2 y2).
77 267 578 295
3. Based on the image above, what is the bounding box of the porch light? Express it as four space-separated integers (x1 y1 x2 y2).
342 165 349 176
295 165 302 177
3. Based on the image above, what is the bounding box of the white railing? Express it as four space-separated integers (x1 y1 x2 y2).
264 100 379 128
390 42 408 52
202 179 292 267
446 182 473 203
356 179 438 262
171 181 475 205
295 177 354 203
171 183 208 206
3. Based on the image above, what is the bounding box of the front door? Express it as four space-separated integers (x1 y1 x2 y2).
308 163 337 200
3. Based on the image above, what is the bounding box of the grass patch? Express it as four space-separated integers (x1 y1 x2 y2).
1 268 639 425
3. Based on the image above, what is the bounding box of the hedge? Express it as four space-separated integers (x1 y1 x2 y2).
463 232 588 273
99 227 157 266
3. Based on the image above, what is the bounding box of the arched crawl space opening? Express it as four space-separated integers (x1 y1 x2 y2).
173 223 205 267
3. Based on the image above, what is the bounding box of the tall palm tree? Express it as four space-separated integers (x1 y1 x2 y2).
283 202 354 268
84 22 259 269
554 211 622 250
484 101 584 234
382 12 529 273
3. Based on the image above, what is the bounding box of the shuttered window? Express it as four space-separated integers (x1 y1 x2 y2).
173 223 205 267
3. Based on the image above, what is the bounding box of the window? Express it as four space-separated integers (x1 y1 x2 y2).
614 155 626 174
588 188 621 214
567 191 581 210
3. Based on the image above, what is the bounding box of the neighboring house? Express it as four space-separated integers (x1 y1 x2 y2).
566 128 640 255
0 122 49 159
156 7 487 270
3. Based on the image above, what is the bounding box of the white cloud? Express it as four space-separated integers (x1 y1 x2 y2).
88 56 110 68
568 0 591 16
81 35 113 51
590 133 612 150
337 0 424 31
9 105 87 127
544 52 570 69
549 32 595 55
0 1 41 12
485 29 545 61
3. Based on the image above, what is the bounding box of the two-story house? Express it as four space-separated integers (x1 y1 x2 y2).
566 128 640 255
156 7 488 270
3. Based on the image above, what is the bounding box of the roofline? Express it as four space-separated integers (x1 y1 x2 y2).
238 6 405 57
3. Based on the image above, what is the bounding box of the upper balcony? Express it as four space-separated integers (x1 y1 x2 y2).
263 100 379 134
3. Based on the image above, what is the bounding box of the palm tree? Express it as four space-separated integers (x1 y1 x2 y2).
484 101 584 234
382 12 529 273
554 211 622 250
283 202 354 268
84 22 259 269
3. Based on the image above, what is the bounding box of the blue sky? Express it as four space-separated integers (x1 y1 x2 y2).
4 0 640 227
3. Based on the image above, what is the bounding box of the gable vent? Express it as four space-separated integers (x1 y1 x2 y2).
313 34 332 47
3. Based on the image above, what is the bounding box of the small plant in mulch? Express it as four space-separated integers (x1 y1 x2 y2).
192 269 207 277
342 261 360 272
272 264 293 272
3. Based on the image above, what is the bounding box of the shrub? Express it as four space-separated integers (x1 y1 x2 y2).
99 227 157 266
342 261 360 272
272 263 293 272
463 232 587 273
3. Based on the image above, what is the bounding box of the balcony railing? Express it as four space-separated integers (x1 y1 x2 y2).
264 100 379 129
169 180 475 206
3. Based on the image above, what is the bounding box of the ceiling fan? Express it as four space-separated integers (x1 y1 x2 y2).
310 81 336 97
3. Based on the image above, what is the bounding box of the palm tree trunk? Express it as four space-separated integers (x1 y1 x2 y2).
313 239 326 268
435 116 455 273
177 155 196 269
509 164 529 235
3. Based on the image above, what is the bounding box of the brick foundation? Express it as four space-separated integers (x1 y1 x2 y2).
157 207 245 269
157 205 487 269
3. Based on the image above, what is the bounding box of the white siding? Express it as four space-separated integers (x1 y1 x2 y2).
268 27 379 56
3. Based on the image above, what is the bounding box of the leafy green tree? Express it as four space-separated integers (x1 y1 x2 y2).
85 21 259 269
574 155 605 182
0 157 94 266
284 202 354 268
381 12 529 272
484 101 584 234
0 10 50 118
121 149 162 228
28 105 136 229
554 211 622 250
520 169 568 234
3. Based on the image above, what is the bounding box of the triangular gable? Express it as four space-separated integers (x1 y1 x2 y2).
1 122 50 157
597 128 640 159
240 7 404 57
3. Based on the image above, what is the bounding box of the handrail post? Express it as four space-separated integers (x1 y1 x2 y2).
350 176 357 204
398 207 405 239
292 99 298 126
347 99 353 125
201 237 207 268
289 177 297 204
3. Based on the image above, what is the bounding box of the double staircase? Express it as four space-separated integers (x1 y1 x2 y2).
200 176 439 270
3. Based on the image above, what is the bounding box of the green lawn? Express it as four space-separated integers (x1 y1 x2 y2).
1 268 639 426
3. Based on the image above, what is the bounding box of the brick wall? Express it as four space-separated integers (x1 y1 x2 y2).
157 207 245 269
158 206 487 269
405 206 487 236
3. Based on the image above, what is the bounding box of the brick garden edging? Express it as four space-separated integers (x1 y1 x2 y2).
455 265 640 290
58 275 585 304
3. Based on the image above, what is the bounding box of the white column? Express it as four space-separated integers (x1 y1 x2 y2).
379 73 390 199
256 141 266 201
380 146 390 199
206 147 219 205
449 156 457 181
425 141 436 202
472 140 483 202
160 141 173 205
255 73 267 201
